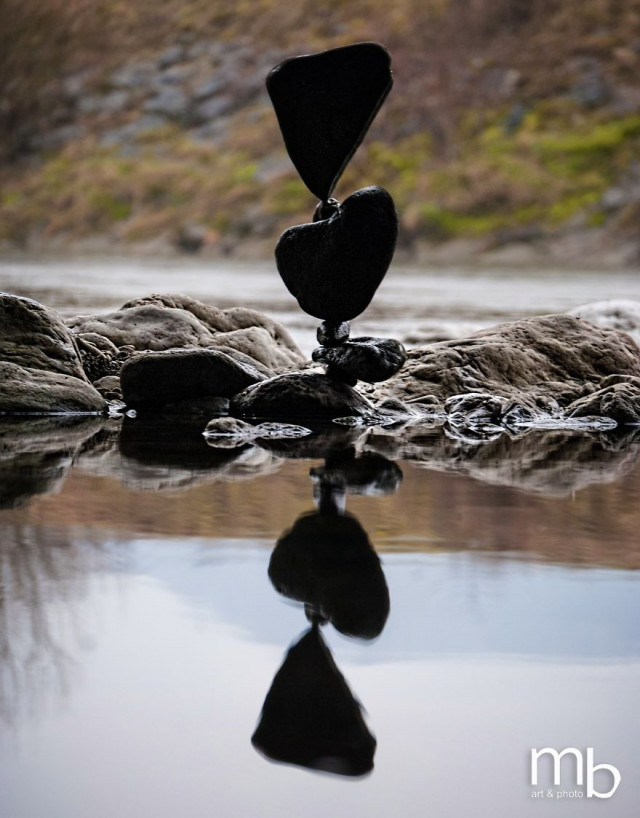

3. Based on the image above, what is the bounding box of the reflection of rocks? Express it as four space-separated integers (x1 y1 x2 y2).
92 414 283 491
270 510 390 639
310 451 402 496
232 371 376 420
369 314 640 423
0 416 109 508
366 424 640 497
68 293 303 375
252 627 376 777
0 294 106 413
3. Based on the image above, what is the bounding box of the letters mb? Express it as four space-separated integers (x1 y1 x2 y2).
531 748 621 799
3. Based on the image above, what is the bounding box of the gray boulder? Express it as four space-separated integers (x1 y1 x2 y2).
68 293 304 373
120 347 267 408
0 293 106 413
369 314 640 418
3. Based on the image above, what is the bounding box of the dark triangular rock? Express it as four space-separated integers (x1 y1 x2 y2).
267 42 393 200
252 628 376 776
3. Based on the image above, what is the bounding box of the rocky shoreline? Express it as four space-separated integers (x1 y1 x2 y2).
1 290 640 434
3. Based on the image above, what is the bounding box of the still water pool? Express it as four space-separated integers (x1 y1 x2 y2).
1 416 639 818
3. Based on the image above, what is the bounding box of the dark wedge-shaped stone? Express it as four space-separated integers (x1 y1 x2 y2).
266 42 393 200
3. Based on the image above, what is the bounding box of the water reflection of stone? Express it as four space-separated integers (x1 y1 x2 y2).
367 424 640 497
254 451 399 777
252 626 376 777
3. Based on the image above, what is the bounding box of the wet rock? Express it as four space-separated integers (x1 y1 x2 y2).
93 375 122 401
0 293 106 413
568 379 640 424
371 314 640 410
231 372 376 420
317 320 350 347
267 42 392 200
204 416 311 446
276 186 398 322
67 293 304 373
312 336 406 383
120 347 267 408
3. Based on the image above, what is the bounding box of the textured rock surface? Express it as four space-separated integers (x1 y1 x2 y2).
568 376 640 423
266 42 393 200
231 372 377 420
120 347 267 408
313 336 406 383
68 293 304 373
0 293 106 413
369 314 640 415
275 186 398 322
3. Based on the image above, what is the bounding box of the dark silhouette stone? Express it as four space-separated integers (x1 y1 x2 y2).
231 371 376 420
317 320 350 347
252 627 376 777
120 347 266 408
266 42 393 200
276 186 398 322
313 336 406 383
269 510 390 639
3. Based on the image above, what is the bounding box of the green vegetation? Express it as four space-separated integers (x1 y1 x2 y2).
1 0 639 250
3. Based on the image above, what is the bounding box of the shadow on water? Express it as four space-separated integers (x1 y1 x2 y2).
252 451 397 777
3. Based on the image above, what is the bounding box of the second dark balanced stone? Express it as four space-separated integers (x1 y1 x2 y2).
313 337 406 384
317 320 350 347
276 185 398 323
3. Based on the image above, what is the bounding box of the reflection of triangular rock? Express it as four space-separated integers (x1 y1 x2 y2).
252 628 376 777
267 43 393 201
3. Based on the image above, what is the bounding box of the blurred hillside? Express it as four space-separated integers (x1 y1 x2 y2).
1 0 640 265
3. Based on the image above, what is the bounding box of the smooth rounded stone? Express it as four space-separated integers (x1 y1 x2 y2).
276 186 398 322
1 292 88 380
312 336 406 383
231 372 376 420
120 347 267 408
568 380 640 424
369 314 640 411
266 42 393 200
251 628 376 777
317 320 349 347
68 293 304 373
0 362 106 414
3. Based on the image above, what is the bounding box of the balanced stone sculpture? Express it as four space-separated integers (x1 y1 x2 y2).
232 42 406 420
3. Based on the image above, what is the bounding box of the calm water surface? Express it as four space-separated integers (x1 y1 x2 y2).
1 259 639 817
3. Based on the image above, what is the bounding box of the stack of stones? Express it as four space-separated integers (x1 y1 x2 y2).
233 42 406 419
